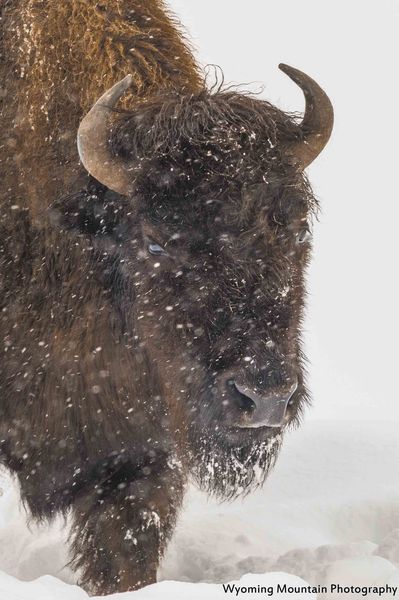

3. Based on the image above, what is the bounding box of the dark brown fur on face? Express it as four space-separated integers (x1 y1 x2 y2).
1 0 327 595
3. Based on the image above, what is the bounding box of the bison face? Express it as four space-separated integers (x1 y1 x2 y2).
133 152 314 495
131 171 311 497
72 67 332 498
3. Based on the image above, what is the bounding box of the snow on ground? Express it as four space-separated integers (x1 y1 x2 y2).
0 420 398 598
0 571 318 600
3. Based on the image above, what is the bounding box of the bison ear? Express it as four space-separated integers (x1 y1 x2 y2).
50 180 135 241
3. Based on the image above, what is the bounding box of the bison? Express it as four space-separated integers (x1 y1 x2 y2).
0 0 333 594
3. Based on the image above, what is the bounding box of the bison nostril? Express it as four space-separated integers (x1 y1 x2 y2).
226 379 256 413
226 378 298 429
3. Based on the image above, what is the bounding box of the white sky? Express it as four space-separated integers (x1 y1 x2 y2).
167 0 399 421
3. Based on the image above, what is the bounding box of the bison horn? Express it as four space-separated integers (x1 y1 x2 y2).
279 63 334 169
77 75 133 195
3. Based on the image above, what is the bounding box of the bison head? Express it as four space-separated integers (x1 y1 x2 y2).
71 65 333 499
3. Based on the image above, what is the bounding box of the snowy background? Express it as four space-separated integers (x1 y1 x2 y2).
1 0 399 598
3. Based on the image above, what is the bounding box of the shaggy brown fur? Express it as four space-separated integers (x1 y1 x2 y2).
0 1 202 593
1 0 202 218
0 0 326 595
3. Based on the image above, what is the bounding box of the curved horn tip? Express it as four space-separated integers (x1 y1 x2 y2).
120 74 133 88
278 63 309 85
99 74 134 106
277 62 334 168
278 62 292 73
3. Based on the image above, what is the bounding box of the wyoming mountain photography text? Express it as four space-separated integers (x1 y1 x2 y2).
222 583 399 597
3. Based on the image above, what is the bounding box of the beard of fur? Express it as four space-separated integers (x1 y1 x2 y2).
189 431 283 501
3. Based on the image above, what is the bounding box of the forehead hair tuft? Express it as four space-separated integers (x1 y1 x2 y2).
111 89 305 177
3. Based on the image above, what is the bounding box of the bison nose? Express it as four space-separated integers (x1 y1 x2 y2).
226 378 298 428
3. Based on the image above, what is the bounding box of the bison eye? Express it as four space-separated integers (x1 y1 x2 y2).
297 228 311 244
148 241 168 256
